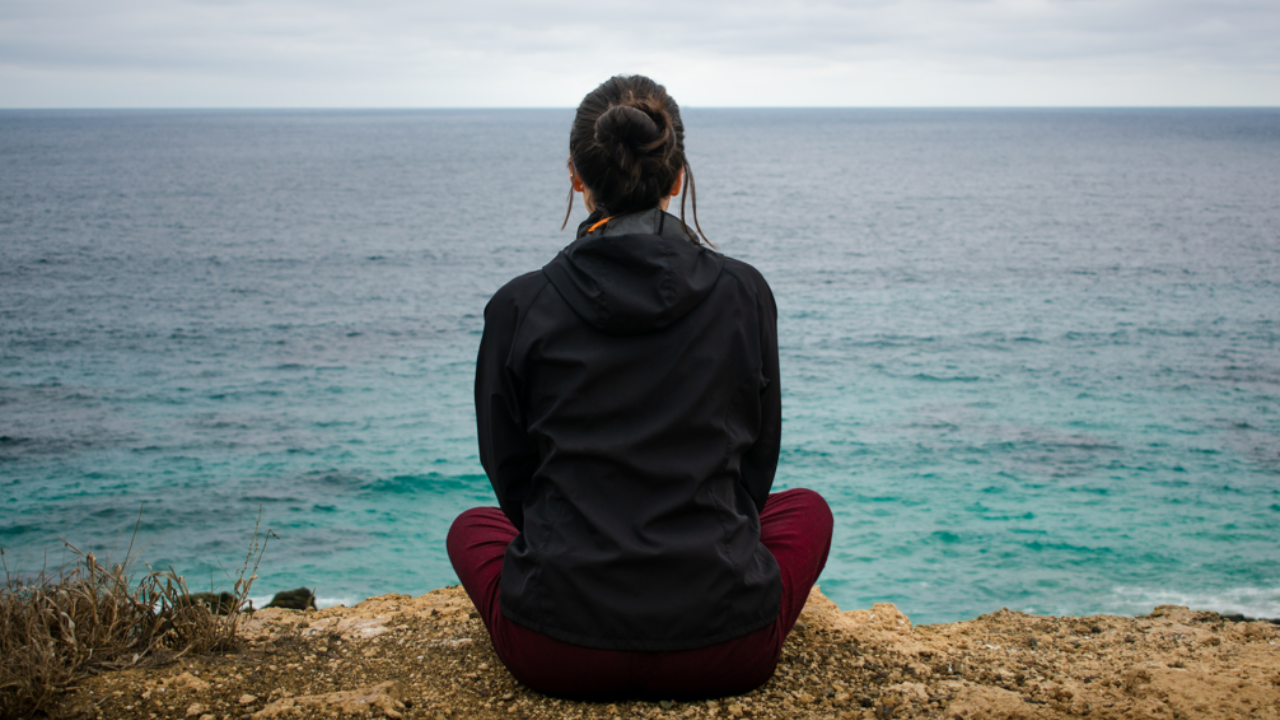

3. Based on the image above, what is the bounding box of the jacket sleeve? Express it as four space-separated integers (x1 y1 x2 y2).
475 286 540 531
740 280 781 514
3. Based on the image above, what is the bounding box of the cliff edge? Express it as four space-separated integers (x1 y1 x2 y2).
62 586 1279 720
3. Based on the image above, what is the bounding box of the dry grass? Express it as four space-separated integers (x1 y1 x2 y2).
0 508 273 719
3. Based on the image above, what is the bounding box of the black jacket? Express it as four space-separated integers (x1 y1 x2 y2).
475 208 782 651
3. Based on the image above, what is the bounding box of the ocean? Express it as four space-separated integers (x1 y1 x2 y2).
1 108 1277 624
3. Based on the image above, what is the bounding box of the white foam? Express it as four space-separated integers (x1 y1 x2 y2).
247 594 359 610
1109 585 1280 618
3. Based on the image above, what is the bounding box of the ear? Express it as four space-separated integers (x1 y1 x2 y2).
669 168 684 197
569 157 586 192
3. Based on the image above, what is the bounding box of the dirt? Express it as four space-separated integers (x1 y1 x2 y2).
61 586 1280 720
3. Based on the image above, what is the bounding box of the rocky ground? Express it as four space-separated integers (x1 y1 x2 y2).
61 587 1279 720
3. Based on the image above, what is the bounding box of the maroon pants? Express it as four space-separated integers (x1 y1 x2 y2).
446 488 832 700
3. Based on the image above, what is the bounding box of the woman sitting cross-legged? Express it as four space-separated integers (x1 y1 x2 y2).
448 74 833 700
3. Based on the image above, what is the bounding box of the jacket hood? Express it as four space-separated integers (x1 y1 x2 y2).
542 209 725 336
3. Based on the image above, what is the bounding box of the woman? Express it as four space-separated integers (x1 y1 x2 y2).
448 75 832 700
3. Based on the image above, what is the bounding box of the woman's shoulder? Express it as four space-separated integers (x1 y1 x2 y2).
486 270 552 311
717 255 775 301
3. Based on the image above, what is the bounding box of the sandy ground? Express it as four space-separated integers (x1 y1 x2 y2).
62 587 1279 720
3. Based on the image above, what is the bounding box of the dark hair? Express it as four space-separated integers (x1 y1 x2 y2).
562 75 708 245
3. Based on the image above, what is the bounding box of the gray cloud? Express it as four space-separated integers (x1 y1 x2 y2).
1 0 1276 106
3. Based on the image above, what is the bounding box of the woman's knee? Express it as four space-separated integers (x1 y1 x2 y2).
446 506 507 561
799 488 833 535
765 488 833 532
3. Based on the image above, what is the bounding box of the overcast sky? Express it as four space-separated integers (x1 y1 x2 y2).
2 0 1278 107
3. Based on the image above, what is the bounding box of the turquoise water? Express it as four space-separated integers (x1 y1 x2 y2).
2 109 1278 623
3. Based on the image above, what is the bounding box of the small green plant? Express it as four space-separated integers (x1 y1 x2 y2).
0 506 275 719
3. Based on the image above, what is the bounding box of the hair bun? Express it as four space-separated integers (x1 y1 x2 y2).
594 105 661 151
566 75 705 242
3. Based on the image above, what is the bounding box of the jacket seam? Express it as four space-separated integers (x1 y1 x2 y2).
503 274 554 381
497 273 554 622
719 262 764 306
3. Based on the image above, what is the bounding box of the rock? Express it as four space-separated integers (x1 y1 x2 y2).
884 681 929 706
170 672 210 692
946 685 1054 719
1220 612 1280 625
72 585 1280 720
182 592 239 615
239 693 258 705
265 587 318 611
252 680 406 719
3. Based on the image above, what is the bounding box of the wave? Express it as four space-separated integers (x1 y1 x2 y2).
910 373 982 383
1110 585 1280 619
248 594 359 610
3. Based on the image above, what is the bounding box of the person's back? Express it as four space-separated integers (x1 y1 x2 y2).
448 74 832 700
481 207 781 650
